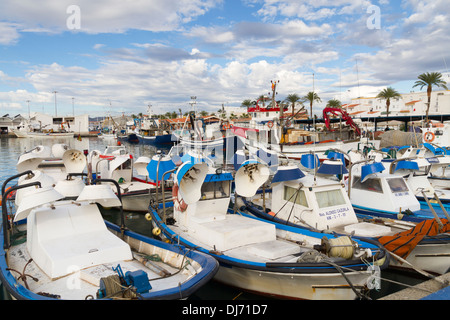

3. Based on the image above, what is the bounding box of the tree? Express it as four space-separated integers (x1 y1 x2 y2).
376 87 401 117
303 92 321 119
413 72 448 123
241 99 253 109
284 94 304 118
326 99 341 108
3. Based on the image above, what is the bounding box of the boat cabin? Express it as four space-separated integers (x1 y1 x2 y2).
270 169 357 231
349 161 421 213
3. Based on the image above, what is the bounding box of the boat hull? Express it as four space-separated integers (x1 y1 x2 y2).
213 263 373 300
11 130 74 138
248 201 450 275
0 220 218 300
137 133 176 146
149 204 388 300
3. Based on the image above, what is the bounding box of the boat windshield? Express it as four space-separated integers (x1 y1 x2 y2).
283 186 308 208
200 180 231 200
387 177 409 193
315 189 347 209
352 176 383 193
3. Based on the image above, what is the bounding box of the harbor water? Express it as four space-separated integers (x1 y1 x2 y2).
0 135 430 300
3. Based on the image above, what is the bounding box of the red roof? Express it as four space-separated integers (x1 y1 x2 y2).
342 104 359 109
405 100 421 105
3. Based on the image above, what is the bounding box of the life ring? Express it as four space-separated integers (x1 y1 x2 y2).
222 124 229 130
0 187 15 206
172 183 188 212
267 121 273 128
424 131 435 143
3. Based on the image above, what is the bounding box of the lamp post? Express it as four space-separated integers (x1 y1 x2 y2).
26 100 30 119
72 97 75 116
53 91 58 117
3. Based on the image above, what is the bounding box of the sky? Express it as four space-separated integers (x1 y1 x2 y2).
0 0 449 118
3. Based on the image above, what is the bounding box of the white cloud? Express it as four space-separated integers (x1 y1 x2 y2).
0 0 222 35
0 22 20 45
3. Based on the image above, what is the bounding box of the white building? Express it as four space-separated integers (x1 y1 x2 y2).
16 112 90 135
343 90 450 118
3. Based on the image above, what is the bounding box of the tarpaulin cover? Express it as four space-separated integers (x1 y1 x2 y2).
378 218 450 260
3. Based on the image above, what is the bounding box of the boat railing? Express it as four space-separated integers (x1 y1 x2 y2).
417 188 450 229
347 158 375 198
388 156 420 174
1 181 42 249
160 168 177 224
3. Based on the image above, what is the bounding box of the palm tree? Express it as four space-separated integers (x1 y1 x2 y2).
303 92 321 119
241 99 253 111
376 87 401 117
413 72 448 123
326 99 341 108
284 93 304 118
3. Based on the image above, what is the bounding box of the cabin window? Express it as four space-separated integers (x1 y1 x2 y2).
387 177 409 193
315 189 346 209
352 176 383 193
200 181 231 201
283 186 308 207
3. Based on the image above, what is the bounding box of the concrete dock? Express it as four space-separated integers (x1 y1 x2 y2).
380 272 450 300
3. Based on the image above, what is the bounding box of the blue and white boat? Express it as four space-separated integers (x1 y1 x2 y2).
346 148 450 220
148 156 389 300
0 174 218 300
243 157 450 275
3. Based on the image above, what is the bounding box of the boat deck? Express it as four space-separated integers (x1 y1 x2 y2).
6 235 200 300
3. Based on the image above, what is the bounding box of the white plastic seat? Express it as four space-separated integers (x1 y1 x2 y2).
27 201 132 279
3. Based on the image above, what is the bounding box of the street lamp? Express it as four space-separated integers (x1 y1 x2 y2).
53 91 58 117
26 100 30 119
72 97 75 116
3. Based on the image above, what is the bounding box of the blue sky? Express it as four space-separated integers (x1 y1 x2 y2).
0 0 449 117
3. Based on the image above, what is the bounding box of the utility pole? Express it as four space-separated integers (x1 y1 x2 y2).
53 91 58 116
26 100 30 119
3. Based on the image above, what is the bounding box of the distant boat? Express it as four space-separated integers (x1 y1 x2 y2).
11 128 73 138
230 82 378 160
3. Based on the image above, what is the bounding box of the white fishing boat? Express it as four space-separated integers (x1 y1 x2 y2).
88 145 174 212
11 120 74 138
148 156 388 300
0 176 218 300
230 81 377 161
243 159 450 275
346 147 450 214
14 144 88 208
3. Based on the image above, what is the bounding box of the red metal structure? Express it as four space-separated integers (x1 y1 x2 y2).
323 107 361 136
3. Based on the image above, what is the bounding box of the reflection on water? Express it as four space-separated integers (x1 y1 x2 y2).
0 136 429 300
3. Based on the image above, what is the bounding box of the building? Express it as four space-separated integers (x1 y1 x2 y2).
4 112 90 136
343 90 450 118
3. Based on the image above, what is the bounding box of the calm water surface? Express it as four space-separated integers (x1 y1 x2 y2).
0 136 428 300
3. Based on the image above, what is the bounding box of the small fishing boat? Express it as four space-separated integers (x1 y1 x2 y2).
148 157 388 300
390 146 450 207
346 148 450 220
88 145 166 212
0 175 218 300
230 81 378 161
243 158 450 275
